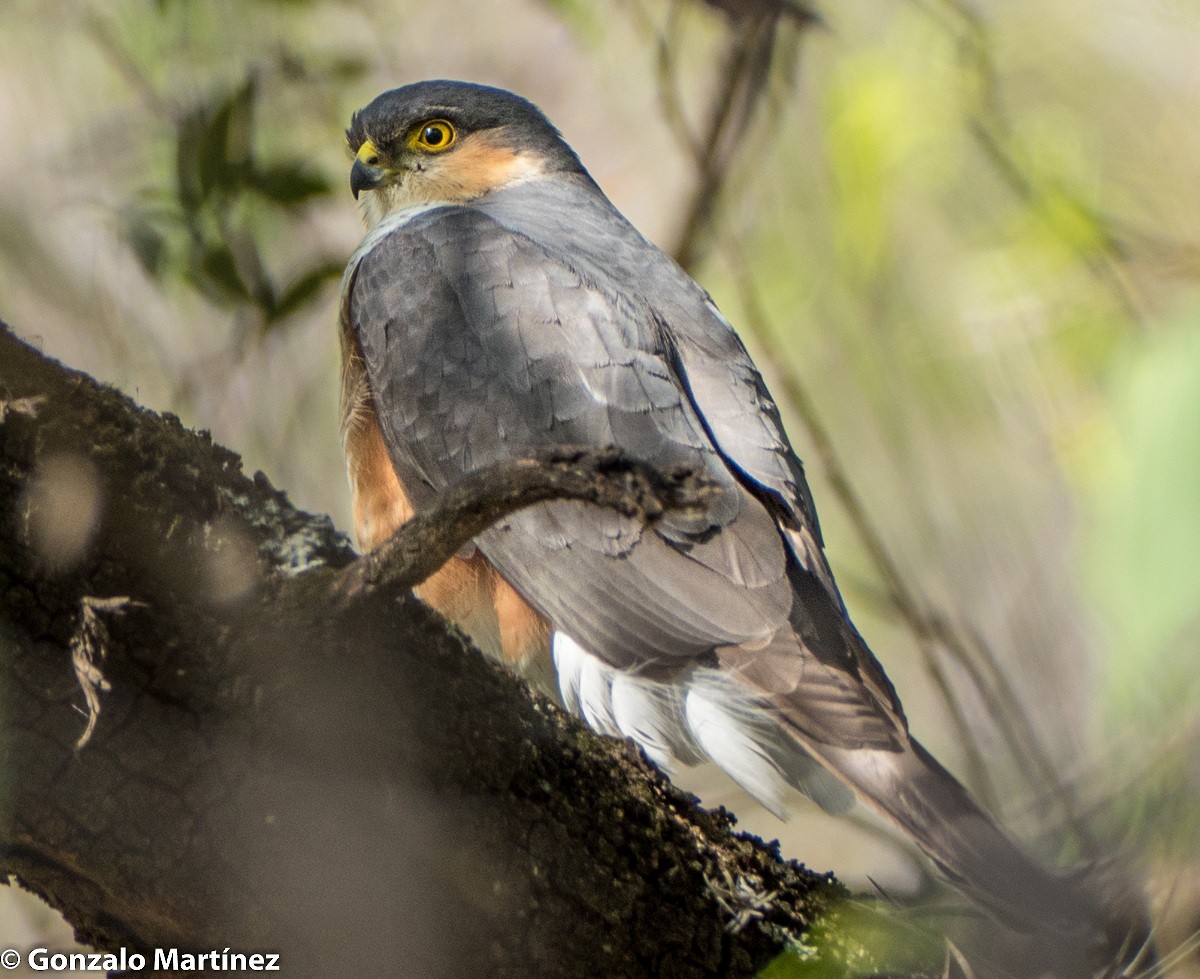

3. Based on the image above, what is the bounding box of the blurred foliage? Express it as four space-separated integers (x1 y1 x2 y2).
1074 298 1200 854
126 72 341 324
84 0 362 331
754 901 945 977
1079 301 1200 712
1 0 1199 969
823 42 961 279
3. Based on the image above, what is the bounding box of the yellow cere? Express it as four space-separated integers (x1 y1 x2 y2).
355 139 381 166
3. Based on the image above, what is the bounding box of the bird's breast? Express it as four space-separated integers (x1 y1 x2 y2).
339 324 550 671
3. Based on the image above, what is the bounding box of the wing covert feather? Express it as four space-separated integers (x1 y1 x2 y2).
347 190 904 744
349 206 792 669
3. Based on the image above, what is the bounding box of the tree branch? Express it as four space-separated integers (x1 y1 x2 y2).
0 323 879 978
669 11 782 273
335 447 718 602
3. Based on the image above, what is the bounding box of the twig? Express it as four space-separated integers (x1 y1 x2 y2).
652 1 704 161
697 0 823 28
71 596 144 750
82 10 175 122
908 0 1200 320
633 0 819 273
671 12 782 272
333 447 719 602
1028 711 1200 841
942 938 979 979
968 118 1149 325
947 617 1097 852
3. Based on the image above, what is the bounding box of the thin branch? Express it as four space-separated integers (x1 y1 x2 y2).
632 0 817 276
911 0 1200 317
671 12 782 272
334 448 718 601
82 10 175 122
697 0 823 28
946 617 1096 850
1028 711 1200 840
968 118 1149 325
652 0 704 162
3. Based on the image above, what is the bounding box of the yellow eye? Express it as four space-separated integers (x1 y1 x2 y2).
411 119 456 152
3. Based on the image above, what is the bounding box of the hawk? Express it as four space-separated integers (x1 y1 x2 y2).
338 79 1117 954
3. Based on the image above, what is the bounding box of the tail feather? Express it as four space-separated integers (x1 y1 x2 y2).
815 737 1097 931
750 561 1152 969
785 723 1155 975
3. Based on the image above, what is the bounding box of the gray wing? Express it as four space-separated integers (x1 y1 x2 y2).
350 194 903 748
470 178 904 727
662 297 844 596
473 178 829 578
348 205 795 671
660 290 822 542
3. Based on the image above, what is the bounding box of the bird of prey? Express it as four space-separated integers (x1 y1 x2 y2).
338 80 1119 955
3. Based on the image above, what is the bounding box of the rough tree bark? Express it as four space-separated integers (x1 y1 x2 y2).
0 324 887 978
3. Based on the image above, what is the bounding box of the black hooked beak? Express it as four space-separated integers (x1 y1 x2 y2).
350 139 384 200
350 158 383 200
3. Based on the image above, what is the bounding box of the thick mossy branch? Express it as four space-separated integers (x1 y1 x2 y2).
0 324 873 978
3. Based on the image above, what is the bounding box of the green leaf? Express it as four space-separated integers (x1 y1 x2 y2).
187 241 252 306
264 260 343 327
247 161 331 205
756 947 821 978
175 76 258 214
536 0 601 39
224 224 277 312
326 56 370 82
175 105 208 217
125 215 171 280
198 75 258 198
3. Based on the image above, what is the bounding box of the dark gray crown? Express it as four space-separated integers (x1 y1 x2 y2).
346 80 584 174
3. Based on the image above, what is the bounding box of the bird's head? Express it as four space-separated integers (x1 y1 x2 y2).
346 80 585 228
